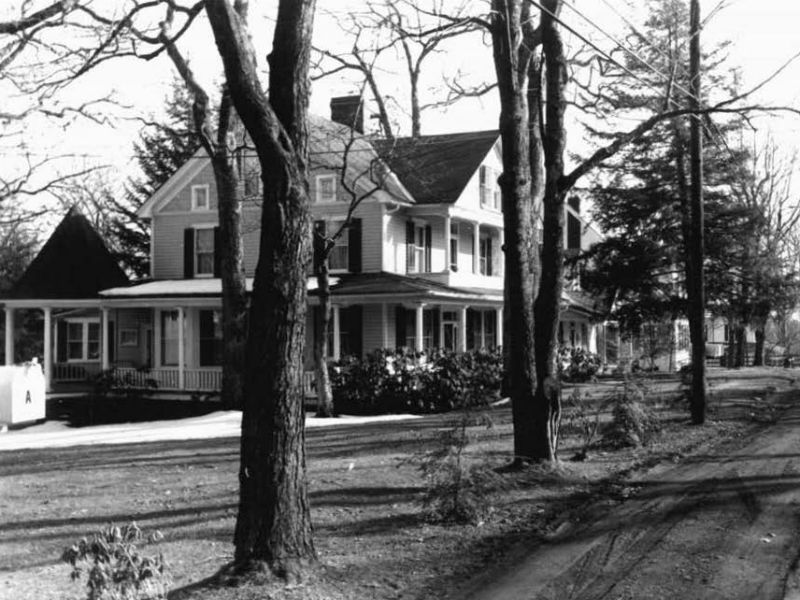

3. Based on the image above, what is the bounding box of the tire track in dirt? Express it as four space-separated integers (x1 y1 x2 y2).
465 401 800 600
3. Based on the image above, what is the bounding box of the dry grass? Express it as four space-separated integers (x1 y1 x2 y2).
0 367 796 600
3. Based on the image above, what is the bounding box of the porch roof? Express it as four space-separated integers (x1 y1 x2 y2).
99 277 339 298
315 272 502 303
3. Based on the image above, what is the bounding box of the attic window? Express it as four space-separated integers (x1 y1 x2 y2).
316 174 337 203
192 185 210 211
479 166 500 210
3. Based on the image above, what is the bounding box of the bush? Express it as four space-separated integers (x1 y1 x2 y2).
558 346 602 382
601 378 661 448
417 414 503 524
561 387 602 460
62 522 169 600
331 348 503 415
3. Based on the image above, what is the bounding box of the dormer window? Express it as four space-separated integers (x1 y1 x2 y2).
479 166 500 210
192 185 210 211
316 174 337 203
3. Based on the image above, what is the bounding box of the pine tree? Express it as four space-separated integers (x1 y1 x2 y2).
112 78 201 278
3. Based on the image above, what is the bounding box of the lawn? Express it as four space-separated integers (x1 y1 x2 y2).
0 368 797 600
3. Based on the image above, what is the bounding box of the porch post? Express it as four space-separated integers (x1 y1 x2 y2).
496 307 503 349
4 307 13 365
381 303 389 348
43 307 52 391
458 306 468 352
415 304 424 352
153 309 162 367
472 222 480 274
444 215 452 272
101 307 110 370
177 307 185 389
332 305 341 360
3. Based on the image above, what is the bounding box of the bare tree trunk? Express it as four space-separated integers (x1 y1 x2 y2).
213 94 247 410
204 0 316 579
531 0 567 461
753 326 765 366
734 325 746 367
313 258 334 417
490 0 538 464
687 0 706 423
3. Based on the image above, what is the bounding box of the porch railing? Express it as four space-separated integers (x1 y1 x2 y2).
54 363 317 397
53 362 103 382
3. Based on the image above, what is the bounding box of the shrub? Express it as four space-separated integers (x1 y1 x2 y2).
417 414 503 524
558 346 602 382
561 387 602 460
331 348 503 415
601 378 661 448
62 522 169 600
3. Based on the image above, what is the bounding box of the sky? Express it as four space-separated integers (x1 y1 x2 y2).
4 0 800 232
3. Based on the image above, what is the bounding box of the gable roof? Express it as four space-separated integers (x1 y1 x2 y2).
6 208 130 300
373 130 499 205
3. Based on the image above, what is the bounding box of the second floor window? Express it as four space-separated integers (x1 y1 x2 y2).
479 166 500 210
329 221 349 271
195 228 215 276
479 236 493 276
191 185 209 211
316 174 337 203
407 222 431 273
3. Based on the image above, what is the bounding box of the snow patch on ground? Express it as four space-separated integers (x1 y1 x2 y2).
0 411 420 451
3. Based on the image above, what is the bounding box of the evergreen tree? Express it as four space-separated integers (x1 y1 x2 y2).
112 78 201 278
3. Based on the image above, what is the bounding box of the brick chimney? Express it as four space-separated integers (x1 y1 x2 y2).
330 95 364 133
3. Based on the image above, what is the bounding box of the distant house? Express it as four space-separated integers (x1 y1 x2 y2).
1 96 605 394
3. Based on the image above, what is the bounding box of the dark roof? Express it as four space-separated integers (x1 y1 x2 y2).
6 208 129 299
373 130 499 204
312 272 499 299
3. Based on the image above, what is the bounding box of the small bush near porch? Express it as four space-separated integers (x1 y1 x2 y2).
331 348 503 414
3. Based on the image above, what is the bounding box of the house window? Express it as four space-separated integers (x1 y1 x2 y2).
195 227 215 276
120 328 139 347
199 310 223 366
479 166 500 210
467 309 497 350
191 185 210 211
408 224 430 273
328 221 349 271
316 174 337 203
400 308 438 349
479 236 493 276
161 311 180 366
65 320 100 361
450 223 459 271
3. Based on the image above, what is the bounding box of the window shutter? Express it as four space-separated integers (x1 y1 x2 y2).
466 309 476 350
57 321 67 363
432 309 441 348
424 225 432 272
183 228 195 278
567 213 581 251
213 226 221 277
313 220 326 273
107 321 115 363
395 306 406 348
405 220 414 272
348 218 362 273
199 310 213 366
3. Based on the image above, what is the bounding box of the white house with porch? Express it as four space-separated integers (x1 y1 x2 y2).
1 97 605 395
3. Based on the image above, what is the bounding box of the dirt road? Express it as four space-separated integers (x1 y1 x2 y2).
464 401 800 600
